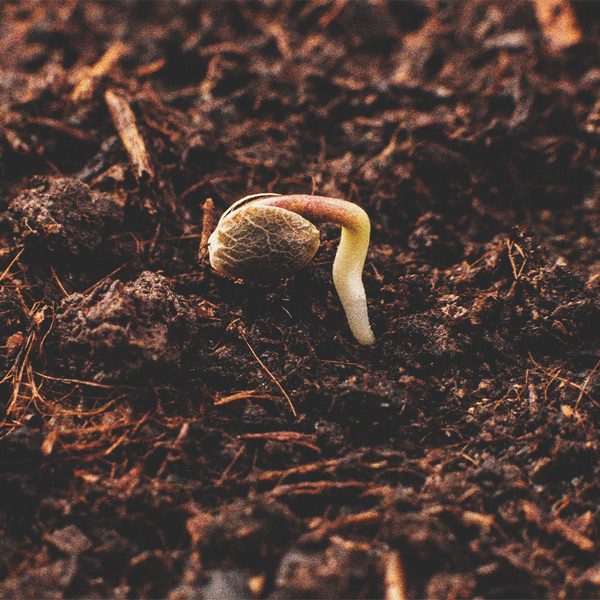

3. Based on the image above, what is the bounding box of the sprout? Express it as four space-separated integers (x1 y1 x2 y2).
208 193 376 345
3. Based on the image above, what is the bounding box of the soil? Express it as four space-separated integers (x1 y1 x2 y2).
1 1 600 598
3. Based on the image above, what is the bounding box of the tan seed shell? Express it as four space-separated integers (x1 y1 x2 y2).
208 204 320 280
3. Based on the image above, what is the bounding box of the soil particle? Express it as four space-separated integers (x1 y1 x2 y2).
8 177 124 256
191 498 302 572
49 271 199 383
44 524 92 556
408 211 464 264
271 541 381 599
0 557 78 600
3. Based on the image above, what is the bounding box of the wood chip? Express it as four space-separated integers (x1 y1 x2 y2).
521 500 595 551
533 0 582 52
72 41 127 102
44 525 92 555
105 89 154 181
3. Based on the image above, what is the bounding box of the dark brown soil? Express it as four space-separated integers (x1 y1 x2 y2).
1 2 600 598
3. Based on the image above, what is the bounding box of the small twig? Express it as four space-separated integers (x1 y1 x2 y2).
33 371 138 390
252 458 342 483
521 500 594 551
24 117 97 143
506 239 526 280
199 55 224 98
105 89 154 181
0 248 24 284
50 265 70 297
72 41 127 102
529 353 600 409
148 222 162 258
384 551 407 600
318 0 349 28
136 58 166 78
239 431 320 453
6 328 35 415
250 457 389 484
358 124 402 175
238 328 297 417
214 390 280 406
267 480 365 498
103 412 150 456
575 357 600 411
81 261 131 296
216 443 246 485
309 509 382 535
198 198 215 262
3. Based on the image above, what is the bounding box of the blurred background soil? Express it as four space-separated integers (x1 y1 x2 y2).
1 1 600 598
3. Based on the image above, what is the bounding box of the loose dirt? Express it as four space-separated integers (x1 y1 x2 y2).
1 2 600 598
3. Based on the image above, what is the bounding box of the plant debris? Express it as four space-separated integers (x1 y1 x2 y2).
1 1 600 598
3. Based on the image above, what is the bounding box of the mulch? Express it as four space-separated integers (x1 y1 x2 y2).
1 2 600 598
